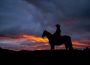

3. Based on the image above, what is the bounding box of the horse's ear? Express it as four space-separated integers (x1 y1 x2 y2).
42 34 45 38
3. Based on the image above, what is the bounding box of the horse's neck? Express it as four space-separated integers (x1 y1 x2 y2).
46 33 53 41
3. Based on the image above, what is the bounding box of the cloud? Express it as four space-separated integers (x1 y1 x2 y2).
0 0 90 50
1 0 90 36
27 0 90 44
0 34 89 51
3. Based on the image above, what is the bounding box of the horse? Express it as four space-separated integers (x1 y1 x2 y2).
42 30 73 50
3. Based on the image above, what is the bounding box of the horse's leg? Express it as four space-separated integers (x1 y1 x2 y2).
65 43 68 51
51 45 54 50
67 37 73 51
69 42 73 50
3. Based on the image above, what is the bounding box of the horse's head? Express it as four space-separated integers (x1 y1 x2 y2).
42 30 47 38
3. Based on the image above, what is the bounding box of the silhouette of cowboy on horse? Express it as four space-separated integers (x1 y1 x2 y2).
42 24 73 50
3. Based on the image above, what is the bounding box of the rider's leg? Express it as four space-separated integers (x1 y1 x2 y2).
51 45 54 50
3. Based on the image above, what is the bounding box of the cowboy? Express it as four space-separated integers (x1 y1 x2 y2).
53 24 61 40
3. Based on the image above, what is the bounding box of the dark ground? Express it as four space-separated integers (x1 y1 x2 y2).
0 48 90 64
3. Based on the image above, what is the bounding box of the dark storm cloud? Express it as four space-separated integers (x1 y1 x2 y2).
0 0 90 41
25 0 90 40
0 0 45 36
26 0 90 18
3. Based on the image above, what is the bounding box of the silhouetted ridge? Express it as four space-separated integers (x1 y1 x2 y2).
0 47 90 56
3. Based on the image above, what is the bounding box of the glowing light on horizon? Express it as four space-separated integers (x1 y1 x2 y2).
20 34 49 43
0 34 90 51
0 34 89 45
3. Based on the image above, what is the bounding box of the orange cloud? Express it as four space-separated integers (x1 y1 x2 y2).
20 34 90 48
20 34 48 43
0 34 89 50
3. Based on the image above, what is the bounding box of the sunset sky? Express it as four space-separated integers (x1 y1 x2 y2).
0 0 90 51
